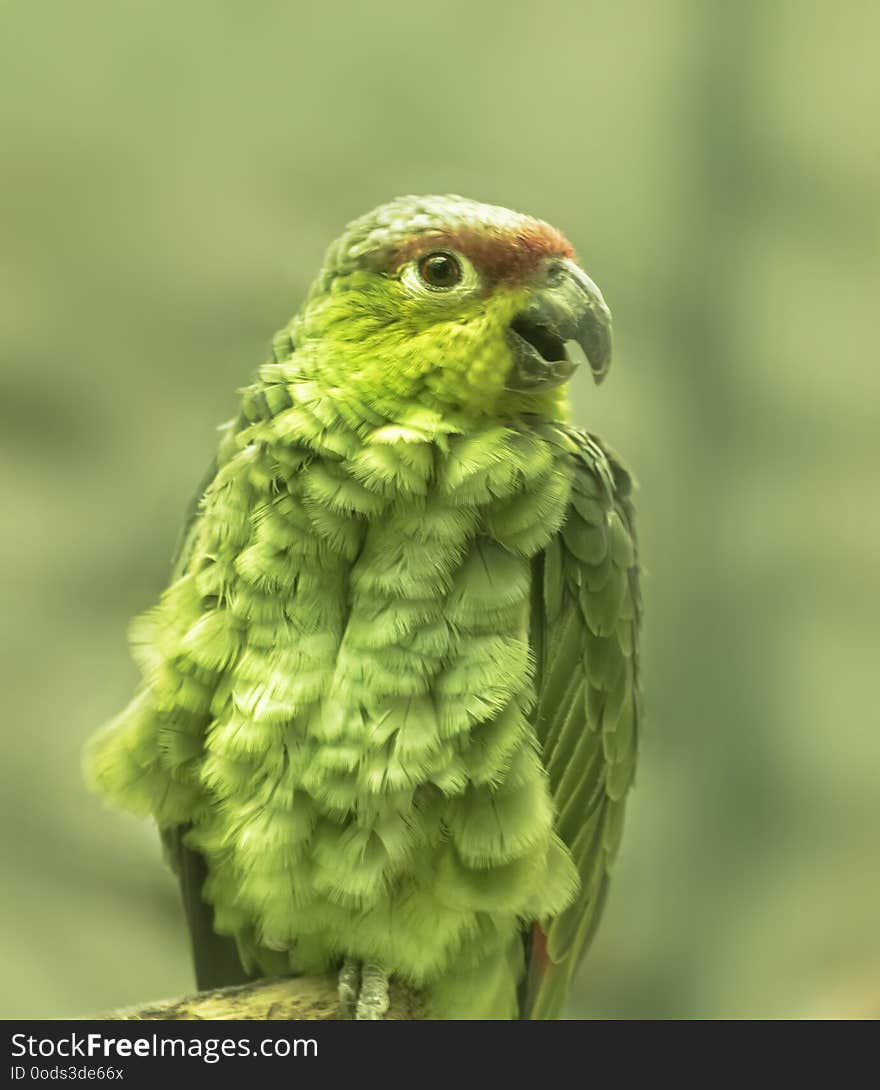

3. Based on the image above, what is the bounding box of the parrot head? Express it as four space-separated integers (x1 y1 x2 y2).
290 194 612 417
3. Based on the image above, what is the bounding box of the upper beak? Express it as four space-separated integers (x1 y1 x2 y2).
505 259 613 392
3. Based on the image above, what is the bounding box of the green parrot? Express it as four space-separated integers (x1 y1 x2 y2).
84 194 641 1020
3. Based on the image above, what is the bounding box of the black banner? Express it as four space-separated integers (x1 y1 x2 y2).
4 1019 574 1084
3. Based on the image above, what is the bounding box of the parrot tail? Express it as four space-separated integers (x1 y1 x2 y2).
521 924 572 1020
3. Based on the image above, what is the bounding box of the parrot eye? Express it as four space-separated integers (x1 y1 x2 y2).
417 251 463 291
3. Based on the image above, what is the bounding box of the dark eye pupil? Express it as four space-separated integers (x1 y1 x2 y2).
418 252 462 289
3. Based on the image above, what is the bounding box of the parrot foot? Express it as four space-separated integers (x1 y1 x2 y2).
356 961 389 1020
337 957 360 1018
336 958 389 1019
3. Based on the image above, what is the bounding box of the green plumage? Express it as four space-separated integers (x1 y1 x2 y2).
84 195 640 1018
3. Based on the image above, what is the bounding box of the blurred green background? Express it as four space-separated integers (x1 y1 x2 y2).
1 0 877 1019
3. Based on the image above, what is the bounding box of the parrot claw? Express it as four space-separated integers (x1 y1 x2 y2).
337 958 389 1019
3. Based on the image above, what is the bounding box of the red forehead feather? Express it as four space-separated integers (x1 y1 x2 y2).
375 221 575 285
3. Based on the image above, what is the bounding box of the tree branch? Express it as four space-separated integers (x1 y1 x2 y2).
105 974 423 1020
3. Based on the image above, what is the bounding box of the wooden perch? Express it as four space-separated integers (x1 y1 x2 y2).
107 974 424 1020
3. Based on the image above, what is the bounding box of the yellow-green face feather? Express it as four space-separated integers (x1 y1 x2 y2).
84 194 637 1021
299 268 531 413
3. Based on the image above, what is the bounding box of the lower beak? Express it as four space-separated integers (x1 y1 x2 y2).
505 261 613 392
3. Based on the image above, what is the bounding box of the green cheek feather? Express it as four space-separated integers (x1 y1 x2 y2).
84 194 640 1019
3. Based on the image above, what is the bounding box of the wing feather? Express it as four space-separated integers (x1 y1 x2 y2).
524 428 641 1019
160 414 252 990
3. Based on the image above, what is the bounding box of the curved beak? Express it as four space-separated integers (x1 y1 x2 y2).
505 259 613 392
